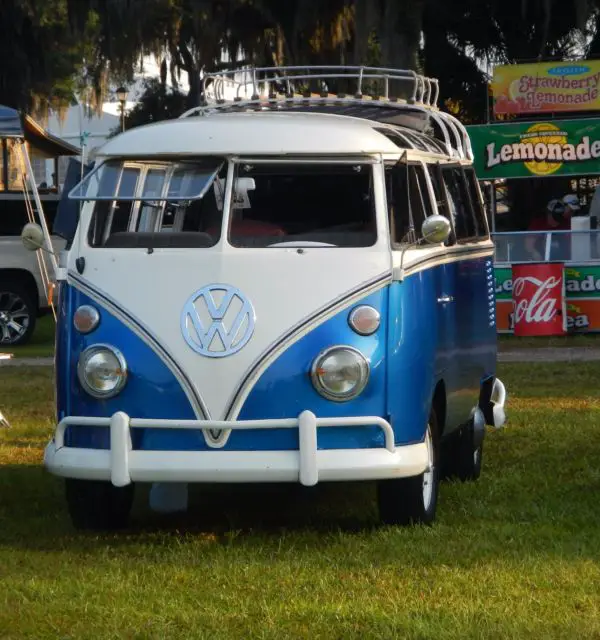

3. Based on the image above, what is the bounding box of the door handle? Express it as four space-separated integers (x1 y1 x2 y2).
437 295 454 304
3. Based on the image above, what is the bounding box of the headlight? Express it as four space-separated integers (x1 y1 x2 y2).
310 346 370 402
77 344 128 399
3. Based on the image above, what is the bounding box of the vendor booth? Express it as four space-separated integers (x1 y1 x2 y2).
467 59 600 334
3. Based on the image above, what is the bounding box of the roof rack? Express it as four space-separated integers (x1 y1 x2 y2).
179 66 473 161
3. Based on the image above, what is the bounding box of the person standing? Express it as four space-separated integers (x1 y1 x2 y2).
525 199 573 261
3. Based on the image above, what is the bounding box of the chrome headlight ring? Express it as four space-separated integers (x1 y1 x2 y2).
310 345 370 402
77 344 128 399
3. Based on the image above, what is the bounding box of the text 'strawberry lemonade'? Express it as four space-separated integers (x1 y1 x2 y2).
511 263 566 336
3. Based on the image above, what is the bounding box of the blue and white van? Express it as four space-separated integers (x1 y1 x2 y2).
23 66 507 530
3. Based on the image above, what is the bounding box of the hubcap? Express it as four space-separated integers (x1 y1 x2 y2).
0 292 30 345
422 426 435 509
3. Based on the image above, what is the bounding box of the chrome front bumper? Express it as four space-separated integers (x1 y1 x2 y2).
44 411 429 487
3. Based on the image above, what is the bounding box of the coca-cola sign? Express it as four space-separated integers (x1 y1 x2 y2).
511 263 566 336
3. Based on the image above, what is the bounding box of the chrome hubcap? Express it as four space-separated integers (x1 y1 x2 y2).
422 426 435 509
0 292 30 344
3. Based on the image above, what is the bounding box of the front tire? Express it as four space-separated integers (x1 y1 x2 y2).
65 479 134 530
377 411 440 526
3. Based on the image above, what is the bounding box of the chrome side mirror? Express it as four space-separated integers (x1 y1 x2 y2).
21 223 45 252
421 214 451 244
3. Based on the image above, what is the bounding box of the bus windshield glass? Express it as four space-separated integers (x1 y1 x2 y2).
73 159 226 248
227 162 377 248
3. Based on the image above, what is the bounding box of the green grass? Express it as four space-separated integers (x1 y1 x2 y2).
498 333 600 350
6 315 55 359
1 364 599 639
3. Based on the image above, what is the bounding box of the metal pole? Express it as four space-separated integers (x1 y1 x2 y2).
19 142 58 276
120 100 125 132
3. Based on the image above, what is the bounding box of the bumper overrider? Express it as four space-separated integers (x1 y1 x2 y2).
44 411 430 487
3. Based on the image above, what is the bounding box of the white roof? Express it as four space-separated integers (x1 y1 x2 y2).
97 111 402 158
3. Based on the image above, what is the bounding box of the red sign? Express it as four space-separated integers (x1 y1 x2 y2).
511 263 566 336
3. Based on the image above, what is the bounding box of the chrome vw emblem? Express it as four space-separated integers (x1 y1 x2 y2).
181 284 255 358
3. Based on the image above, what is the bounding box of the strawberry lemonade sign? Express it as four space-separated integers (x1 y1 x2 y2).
492 60 600 116
495 265 600 333
467 118 600 179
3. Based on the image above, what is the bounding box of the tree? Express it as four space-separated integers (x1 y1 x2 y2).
0 0 100 117
107 77 188 136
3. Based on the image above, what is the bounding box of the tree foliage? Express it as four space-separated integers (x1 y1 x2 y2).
108 77 187 137
1 0 599 123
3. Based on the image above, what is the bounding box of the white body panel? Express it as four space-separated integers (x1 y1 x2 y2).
96 112 401 158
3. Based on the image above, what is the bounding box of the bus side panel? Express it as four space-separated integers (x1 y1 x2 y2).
386 269 439 445
441 254 496 431
453 254 497 425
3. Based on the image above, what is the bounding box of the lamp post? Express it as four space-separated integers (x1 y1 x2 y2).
116 87 128 132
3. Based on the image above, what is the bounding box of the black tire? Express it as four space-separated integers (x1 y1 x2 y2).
376 410 440 526
0 281 37 346
65 479 135 531
453 419 483 482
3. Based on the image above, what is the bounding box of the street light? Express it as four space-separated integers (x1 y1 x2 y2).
116 86 128 132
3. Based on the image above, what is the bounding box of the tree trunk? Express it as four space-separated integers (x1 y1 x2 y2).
178 42 203 108
379 0 424 71
353 0 379 65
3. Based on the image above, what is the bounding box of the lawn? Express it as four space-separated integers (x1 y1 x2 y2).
7 315 55 359
497 332 600 350
0 363 599 639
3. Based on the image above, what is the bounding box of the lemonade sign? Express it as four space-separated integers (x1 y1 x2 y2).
467 118 600 179
492 60 600 116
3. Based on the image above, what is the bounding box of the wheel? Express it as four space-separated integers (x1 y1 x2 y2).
65 479 135 530
453 419 483 482
0 282 37 346
376 410 440 526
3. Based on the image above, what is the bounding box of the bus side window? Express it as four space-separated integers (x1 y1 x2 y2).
463 167 489 238
427 164 456 246
441 166 477 242
386 164 432 245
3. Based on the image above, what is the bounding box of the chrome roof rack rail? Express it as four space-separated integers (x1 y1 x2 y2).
178 65 471 161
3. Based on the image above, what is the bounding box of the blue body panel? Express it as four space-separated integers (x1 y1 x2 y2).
57 285 200 451
56 250 496 453
232 288 388 450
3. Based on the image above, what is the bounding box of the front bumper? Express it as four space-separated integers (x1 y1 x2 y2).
44 410 428 487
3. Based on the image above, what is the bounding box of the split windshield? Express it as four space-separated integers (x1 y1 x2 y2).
70 159 377 249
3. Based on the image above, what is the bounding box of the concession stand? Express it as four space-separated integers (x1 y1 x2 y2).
467 59 600 335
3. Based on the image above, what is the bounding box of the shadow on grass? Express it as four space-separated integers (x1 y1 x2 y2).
1 447 599 567
0 463 380 542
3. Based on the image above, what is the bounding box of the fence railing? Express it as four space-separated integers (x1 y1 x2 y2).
492 230 600 265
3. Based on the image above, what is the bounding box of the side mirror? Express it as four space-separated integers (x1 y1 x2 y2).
421 214 451 245
21 223 46 252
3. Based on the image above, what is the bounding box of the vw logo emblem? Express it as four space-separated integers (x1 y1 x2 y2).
181 284 255 358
